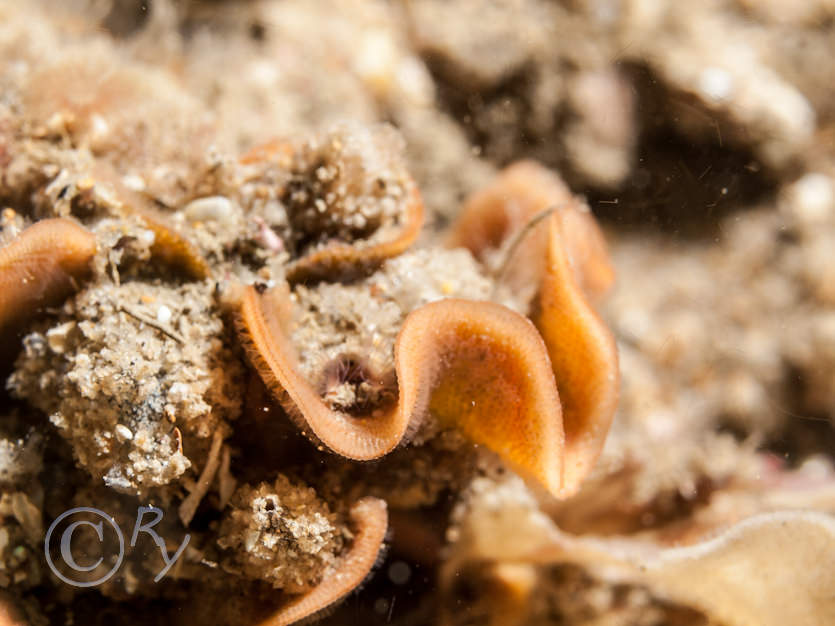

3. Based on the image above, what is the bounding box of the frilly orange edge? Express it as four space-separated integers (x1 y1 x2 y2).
0 217 96 338
237 159 618 498
258 496 388 626
286 179 425 284
448 160 619 492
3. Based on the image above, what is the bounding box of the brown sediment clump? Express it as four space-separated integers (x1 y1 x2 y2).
84 163 213 280
217 475 346 593
180 496 388 626
286 180 423 283
8 278 242 493
90 163 214 281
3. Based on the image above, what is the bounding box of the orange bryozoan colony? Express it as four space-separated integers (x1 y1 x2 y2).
238 160 619 498
0 129 617 623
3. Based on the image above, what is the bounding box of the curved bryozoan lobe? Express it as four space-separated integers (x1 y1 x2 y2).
448 161 619 492
89 163 211 280
406 299 567 495
260 497 388 626
448 160 615 302
238 285 581 496
135 206 211 280
286 180 424 284
0 218 96 338
535 213 619 488
281 124 426 283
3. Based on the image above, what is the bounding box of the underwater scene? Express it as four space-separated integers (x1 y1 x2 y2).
1 1 834 624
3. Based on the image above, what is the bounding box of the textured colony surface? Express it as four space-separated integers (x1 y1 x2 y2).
2 1 835 626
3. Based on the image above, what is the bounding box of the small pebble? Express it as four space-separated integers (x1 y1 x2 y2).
168 382 190 403
115 424 133 442
138 228 156 246
122 174 147 192
46 321 76 354
157 305 172 324
184 196 235 225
